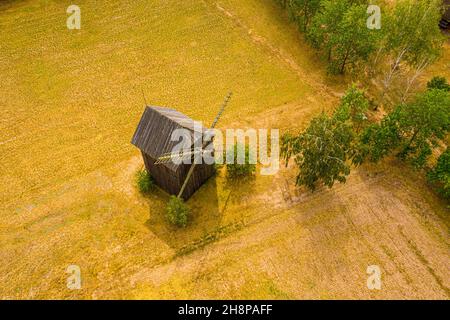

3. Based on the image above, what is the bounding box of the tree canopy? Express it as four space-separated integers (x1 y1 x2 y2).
281 85 369 190
307 0 379 74
361 89 450 167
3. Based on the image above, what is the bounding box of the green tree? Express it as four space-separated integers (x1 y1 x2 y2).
362 89 450 167
334 84 369 130
288 0 322 32
357 112 402 163
381 0 444 102
427 148 450 200
307 0 347 61
307 0 378 74
396 89 450 167
281 84 371 190
281 112 355 191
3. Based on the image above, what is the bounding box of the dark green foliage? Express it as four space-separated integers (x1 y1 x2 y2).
285 0 322 32
360 89 450 167
281 84 371 190
226 143 256 178
391 89 449 167
277 0 443 78
427 148 450 200
307 0 378 74
427 76 450 92
334 84 369 129
356 110 402 163
136 168 154 194
281 112 355 191
166 196 189 228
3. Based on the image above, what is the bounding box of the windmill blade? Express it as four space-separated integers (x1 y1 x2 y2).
210 91 232 129
177 92 232 199
154 148 208 165
155 129 216 164
154 150 189 164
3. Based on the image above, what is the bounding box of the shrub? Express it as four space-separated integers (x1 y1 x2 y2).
427 76 450 92
226 143 256 178
427 148 450 201
135 168 154 194
166 196 189 227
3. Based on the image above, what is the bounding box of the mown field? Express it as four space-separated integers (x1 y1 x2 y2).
0 0 449 299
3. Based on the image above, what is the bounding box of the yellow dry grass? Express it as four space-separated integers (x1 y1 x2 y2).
0 0 448 299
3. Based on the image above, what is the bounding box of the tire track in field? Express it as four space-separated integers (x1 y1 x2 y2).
211 1 341 99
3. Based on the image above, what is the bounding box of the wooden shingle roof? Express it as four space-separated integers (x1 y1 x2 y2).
131 106 210 172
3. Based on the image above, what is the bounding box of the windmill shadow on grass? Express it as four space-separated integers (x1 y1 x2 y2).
132 92 253 251
143 167 256 253
144 175 221 251
222 171 257 208
132 92 234 251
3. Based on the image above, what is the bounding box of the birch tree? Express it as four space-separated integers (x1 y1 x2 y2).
380 0 444 104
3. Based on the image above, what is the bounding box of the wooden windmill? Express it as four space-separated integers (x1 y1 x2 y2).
153 92 232 199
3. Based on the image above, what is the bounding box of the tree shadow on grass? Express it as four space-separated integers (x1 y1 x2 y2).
0 0 26 11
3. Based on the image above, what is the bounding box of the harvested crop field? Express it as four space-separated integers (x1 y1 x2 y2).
0 0 449 299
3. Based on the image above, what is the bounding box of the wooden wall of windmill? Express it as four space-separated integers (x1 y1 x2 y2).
131 106 215 200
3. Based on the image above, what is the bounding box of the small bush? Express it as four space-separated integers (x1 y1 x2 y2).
135 168 154 194
166 196 189 227
427 76 450 92
226 143 256 178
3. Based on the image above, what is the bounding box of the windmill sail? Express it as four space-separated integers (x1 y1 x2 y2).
154 147 207 165
152 92 231 198
154 92 232 165
176 92 231 198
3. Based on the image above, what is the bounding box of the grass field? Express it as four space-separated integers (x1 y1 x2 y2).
0 0 449 299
